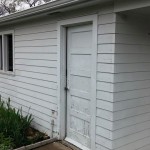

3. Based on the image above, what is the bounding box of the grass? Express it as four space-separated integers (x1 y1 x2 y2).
0 133 14 150
0 98 47 149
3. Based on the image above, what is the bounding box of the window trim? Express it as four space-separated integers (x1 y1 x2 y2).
0 30 15 76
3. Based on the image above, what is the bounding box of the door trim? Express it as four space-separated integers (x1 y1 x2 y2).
57 14 98 150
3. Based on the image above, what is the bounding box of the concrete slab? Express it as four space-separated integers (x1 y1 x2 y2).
33 142 73 150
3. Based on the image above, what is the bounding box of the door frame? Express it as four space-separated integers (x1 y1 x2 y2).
57 14 98 150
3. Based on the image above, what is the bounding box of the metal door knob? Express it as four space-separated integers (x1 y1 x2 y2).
65 87 69 91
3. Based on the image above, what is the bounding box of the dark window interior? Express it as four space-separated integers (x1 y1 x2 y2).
0 36 2 70
6 34 13 72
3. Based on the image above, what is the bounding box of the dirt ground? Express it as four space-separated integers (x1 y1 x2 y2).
33 142 73 150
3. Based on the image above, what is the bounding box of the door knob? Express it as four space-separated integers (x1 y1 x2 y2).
65 87 69 91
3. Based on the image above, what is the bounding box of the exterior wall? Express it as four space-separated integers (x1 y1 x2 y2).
1 6 150 150
112 14 150 150
96 6 116 150
0 3 116 149
0 18 58 136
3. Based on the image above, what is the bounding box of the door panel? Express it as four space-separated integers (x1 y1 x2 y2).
66 24 93 149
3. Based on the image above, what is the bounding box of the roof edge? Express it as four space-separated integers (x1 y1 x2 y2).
0 0 88 24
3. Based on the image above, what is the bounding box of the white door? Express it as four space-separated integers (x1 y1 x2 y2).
66 24 93 149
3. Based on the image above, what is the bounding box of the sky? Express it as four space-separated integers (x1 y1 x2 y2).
0 0 56 12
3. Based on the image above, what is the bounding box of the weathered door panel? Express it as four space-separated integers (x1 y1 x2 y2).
66 24 92 149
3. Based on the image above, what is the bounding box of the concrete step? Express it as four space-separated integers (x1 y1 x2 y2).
33 142 72 150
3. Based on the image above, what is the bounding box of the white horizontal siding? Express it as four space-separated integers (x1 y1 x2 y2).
15 46 57 53
15 31 57 41
0 18 58 136
15 59 57 68
15 39 57 47
96 4 115 150
15 23 56 35
0 3 117 149
112 14 150 150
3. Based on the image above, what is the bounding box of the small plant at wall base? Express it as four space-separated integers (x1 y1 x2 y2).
0 98 49 149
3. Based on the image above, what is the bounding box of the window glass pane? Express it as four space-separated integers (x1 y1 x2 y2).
5 34 13 72
0 35 3 70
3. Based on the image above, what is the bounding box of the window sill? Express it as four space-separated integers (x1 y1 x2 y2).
0 70 15 76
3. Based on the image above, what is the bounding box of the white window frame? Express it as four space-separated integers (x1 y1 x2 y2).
0 30 15 76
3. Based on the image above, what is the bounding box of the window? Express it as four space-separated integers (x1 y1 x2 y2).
0 32 14 73
4 34 13 72
0 35 3 70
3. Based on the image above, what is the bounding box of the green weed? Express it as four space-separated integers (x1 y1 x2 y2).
0 98 33 148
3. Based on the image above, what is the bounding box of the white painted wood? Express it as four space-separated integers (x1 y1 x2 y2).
96 117 113 130
114 0 150 12
58 14 97 150
15 46 57 53
96 144 111 150
113 128 150 149
0 17 59 138
0 73 57 89
15 39 57 47
98 13 116 25
0 79 57 98
98 34 115 44
0 4 117 150
96 135 112 150
98 44 115 54
66 24 92 149
113 111 150 130
98 23 116 34
97 108 113 121
15 64 57 75
15 31 57 41
96 126 113 140
15 59 57 68
15 53 57 60
96 7 116 150
112 13 150 150
15 23 56 36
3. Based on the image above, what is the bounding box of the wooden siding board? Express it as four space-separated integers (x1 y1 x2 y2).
0 79 57 98
15 39 57 47
0 18 58 135
97 72 114 83
112 14 150 150
98 34 115 44
0 86 57 110
15 46 57 53
97 90 114 102
98 23 116 34
96 135 113 150
96 6 115 150
114 0 150 12
15 31 57 41
98 44 115 54
97 63 114 73
0 74 57 89
96 144 112 150
15 53 57 61
114 80 150 92
15 64 57 75
15 59 57 68
96 117 113 131
96 126 113 140
98 13 116 25
15 23 56 35
0 4 116 149
97 100 113 111
1 92 57 118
